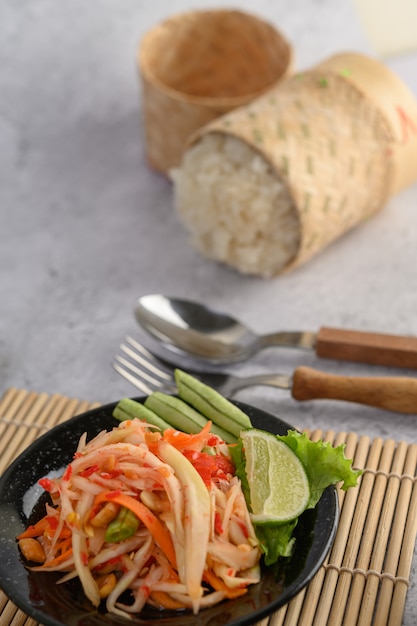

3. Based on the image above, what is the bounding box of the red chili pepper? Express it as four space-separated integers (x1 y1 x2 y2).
100 469 122 480
38 477 55 492
81 552 89 566
214 512 224 535
62 464 73 481
236 519 249 538
105 490 122 500
93 555 122 571
79 464 99 478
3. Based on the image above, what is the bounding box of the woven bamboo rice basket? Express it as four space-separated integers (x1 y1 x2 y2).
184 52 417 273
138 9 293 173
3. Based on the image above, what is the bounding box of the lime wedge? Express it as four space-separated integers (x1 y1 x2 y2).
241 429 310 524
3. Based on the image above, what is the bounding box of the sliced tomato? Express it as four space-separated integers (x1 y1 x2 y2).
182 450 235 486
213 454 235 478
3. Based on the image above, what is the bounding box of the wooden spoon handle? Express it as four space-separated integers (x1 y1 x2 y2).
292 366 417 413
315 327 417 369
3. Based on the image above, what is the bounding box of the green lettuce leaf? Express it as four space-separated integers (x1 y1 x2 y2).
277 430 362 509
232 428 362 564
253 520 297 565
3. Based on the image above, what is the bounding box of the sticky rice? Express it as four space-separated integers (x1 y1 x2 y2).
171 133 300 277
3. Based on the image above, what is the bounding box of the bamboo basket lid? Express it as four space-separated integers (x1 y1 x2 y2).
138 9 293 174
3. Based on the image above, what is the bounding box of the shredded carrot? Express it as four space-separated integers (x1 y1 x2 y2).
162 420 212 451
57 536 72 553
101 492 176 568
203 569 248 599
37 536 73 568
57 526 72 539
42 547 73 568
17 516 57 540
44 523 72 541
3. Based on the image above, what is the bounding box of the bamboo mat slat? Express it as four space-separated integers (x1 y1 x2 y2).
0 388 416 626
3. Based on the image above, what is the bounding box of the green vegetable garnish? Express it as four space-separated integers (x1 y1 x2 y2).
105 506 139 543
113 372 362 566
232 429 362 564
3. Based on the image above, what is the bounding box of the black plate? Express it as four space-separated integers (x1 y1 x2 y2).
0 400 338 626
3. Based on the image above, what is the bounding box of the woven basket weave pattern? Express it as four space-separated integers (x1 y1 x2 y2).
191 62 400 272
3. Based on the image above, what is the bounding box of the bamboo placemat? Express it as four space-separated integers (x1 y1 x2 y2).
0 387 416 626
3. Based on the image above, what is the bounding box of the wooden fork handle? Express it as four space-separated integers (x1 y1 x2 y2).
315 327 417 369
292 366 417 413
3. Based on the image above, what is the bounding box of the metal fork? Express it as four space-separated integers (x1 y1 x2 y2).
112 337 417 413
113 336 290 397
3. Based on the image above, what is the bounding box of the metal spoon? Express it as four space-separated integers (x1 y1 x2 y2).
134 294 417 369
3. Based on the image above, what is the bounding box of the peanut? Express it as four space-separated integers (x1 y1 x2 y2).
101 454 116 473
90 502 119 528
18 538 46 564
96 572 117 598
140 490 169 512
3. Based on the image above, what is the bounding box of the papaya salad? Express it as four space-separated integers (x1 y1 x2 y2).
17 369 361 618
